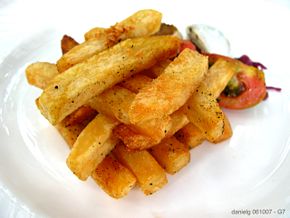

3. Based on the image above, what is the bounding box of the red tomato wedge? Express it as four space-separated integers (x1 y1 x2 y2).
180 40 196 52
206 53 267 109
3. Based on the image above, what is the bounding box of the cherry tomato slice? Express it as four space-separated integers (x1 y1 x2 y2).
218 66 267 109
206 53 267 109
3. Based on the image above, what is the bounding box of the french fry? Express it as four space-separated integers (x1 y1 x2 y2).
185 90 225 142
142 59 171 78
129 49 208 123
84 27 105 40
91 153 137 199
113 124 157 150
61 35 79 54
175 123 205 149
56 117 136 198
88 86 134 124
56 116 94 149
113 142 167 195
212 113 233 143
25 62 59 89
85 9 162 40
63 105 97 126
38 36 180 125
183 58 236 142
175 113 232 147
57 10 162 72
149 136 190 174
94 77 187 150
57 38 108 72
26 61 98 126
114 108 188 150
203 58 236 98
66 114 119 180
120 74 153 93
166 108 189 137
89 85 172 143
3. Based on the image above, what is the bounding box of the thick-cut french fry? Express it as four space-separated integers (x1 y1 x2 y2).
142 59 171 78
203 59 236 98
66 114 119 180
120 74 153 93
84 27 105 40
90 83 188 150
57 38 108 72
25 62 59 89
91 153 137 199
57 10 162 72
26 62 97 126
183 58 236 142
113 142 167 195
185 90 225 142
56 117 136 198
56 117 93 149
63 106 97 126
115 108 188 150
89 85 172 142
88 86 134 124
175 123 205 149
149 136 190 174
129 49 208 123
85 9 162 40
166 108 189 137
38 36 180 125
26 36 79 89
113 124 157 150
61 35 79 54
212 113 233 143
26 63 97 127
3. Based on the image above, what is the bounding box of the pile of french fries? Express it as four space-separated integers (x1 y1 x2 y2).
25 9 234 199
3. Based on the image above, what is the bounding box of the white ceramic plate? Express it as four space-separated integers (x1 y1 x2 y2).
1 0 290 217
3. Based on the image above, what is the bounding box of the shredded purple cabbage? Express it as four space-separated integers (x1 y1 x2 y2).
237 55 267 70
266 86 282 92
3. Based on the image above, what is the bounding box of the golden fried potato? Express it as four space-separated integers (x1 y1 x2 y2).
204 59 236 98
120 74 153 93
175 123 205 149
212 113 233 143
113 124 157 150
149 136 190 174
91 153 137 199
27 66 97 127
166 108 189 137
184 90 225 142
88 86 134 124
117 108 188 151
84 27 106 40
57 38 108 72
129 49 208 124
63 106 97 126
142 59 171 78
58 10 162 72
66 114 119 180
56 116 94 149
85 9 162 40
113 142 167 195
57 118 135 198
183 58 236 142
89 81 188 150
25 62 59 89
61 35 79 54
38 36 180 125
88 85 172 143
